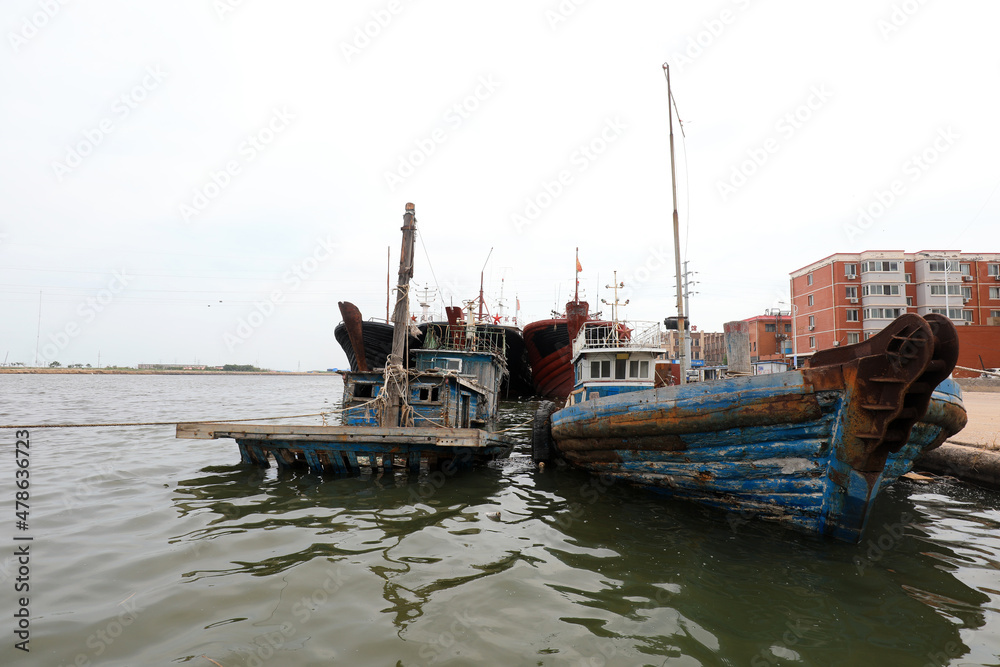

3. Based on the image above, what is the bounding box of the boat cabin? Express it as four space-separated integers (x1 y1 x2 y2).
341 325 507 429
568 321 665 406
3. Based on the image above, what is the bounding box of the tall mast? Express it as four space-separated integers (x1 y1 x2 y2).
574 247 580 301
383 203 417 427
478 247 493 323
664 63 687 384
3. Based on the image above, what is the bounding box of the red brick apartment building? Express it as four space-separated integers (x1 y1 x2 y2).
790 251 1000 376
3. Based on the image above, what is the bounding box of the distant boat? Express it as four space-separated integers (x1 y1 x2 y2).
523 249 612 399
335 304 534 398
179 204 514 473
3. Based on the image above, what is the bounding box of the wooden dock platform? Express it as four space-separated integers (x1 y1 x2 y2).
176 422 515 474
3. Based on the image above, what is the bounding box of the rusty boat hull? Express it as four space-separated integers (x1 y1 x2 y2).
544 313 967 542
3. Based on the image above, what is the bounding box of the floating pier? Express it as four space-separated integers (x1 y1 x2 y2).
176 422 514 474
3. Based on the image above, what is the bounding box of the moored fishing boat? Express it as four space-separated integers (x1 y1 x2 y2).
532 312 967 542
178 203 515 473
523 250 612 399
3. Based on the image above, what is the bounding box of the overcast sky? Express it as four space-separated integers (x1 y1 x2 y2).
2 1 997 370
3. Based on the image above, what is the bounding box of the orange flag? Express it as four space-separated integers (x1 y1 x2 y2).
576 258 583 273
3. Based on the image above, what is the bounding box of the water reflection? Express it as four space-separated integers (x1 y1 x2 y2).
168 400 1000 665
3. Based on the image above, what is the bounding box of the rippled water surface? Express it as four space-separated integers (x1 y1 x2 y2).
2 374 999 666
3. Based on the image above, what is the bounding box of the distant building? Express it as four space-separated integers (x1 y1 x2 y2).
790 250 1000 376
137 364 207 370
660 329 726 366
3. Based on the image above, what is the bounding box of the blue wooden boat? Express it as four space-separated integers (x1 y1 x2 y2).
177 203 514 473
532 312 967 542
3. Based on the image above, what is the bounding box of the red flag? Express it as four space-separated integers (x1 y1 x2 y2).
576 258 583 273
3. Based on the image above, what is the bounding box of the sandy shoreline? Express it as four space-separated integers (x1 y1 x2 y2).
0 368 334 376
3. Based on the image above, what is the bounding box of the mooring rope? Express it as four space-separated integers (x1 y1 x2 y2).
0 396 384 430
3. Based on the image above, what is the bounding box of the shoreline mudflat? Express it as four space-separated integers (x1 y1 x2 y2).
0 368 333 376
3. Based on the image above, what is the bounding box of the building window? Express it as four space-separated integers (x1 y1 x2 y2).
862 284 902 296
992 310 1000 318
905 273 912 283
928 307 973 321
764 323 776 332
808 315 815 328
847 332 860 345
930 284 964 296
927 260 960 272
960 263 971 276
784 323 791 332
808 295 814 306
989 263 999 277
807 273 813 286
864 307 903 319
990 287 1000 300
846 309 859 322
845 263 857 277
862 260 899 272
808 336 815 348
846 286 858 299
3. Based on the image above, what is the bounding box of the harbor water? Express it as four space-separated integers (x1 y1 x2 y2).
2 374 999 666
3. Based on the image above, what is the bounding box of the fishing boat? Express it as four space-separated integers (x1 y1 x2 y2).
335 284 534 397
530 64 967 542
532 311 967 542
177 203 514 473
523 249 613 399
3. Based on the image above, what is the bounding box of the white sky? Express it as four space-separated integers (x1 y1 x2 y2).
2 1 998 370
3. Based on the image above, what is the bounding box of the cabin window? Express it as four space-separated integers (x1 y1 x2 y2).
628 360 651 378
354 383 374 399
615 359 626 379
431 387 440 402
589 360 612 378
419 388 429 401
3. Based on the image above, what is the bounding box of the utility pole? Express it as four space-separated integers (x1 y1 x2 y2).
681 261 698 373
